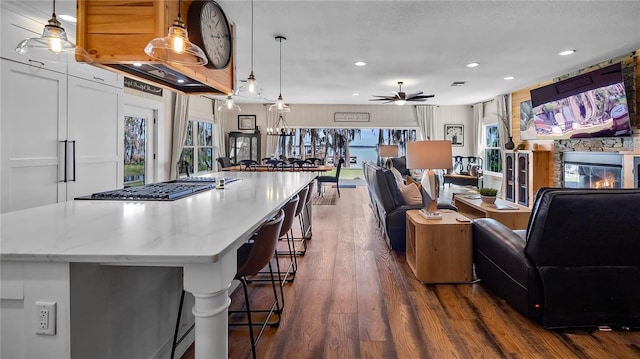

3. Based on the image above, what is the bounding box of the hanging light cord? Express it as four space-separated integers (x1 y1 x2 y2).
177 0 182 19
52 0 57 17
278 37 282 96
250 0 254 73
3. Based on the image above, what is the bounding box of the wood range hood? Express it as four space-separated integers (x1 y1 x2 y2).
76 0 234 95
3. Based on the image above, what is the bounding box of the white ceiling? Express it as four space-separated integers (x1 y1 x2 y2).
8 0 640 106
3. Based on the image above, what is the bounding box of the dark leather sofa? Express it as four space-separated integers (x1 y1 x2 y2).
363 162 456 251
364 162 424 251
472 188 640 329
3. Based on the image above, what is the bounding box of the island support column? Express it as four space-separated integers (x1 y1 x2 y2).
183 250 238 359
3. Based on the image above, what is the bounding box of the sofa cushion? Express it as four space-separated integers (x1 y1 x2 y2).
399 182 422 205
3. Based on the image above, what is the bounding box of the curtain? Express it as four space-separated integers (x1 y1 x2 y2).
415 105 438 140
169 93 190 180
212 99 226 171
265 107 280 157
495 94 510 150
471 103 484 157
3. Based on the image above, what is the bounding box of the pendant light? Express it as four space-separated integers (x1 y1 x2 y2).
218 95 241 112
235 0 265 99
269 36 290 113
144 0 208 66
15 0 92 63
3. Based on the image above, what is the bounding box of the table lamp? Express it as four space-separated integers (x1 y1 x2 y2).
406 140 453 213
378 144 399 167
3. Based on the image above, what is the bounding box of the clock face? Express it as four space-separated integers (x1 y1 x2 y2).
191 1 232 69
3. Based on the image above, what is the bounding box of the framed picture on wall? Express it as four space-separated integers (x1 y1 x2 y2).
238 115 256 130
519 100 537 140
445 124 464 146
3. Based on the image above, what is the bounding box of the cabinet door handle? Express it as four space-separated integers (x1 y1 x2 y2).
92 76 104 82
71 140 77 182
60 140 68 182
28 59 45 67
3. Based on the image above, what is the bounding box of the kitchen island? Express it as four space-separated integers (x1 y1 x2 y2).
0 171 316 359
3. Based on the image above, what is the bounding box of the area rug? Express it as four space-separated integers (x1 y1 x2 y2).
312 192 338 205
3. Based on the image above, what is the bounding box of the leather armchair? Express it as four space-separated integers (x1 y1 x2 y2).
473 188 640 329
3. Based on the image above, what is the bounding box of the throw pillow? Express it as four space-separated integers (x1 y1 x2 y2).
399 182 422 205
390 167 404 187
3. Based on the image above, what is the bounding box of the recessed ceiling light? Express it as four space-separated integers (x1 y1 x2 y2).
504 76 515 80
451 81 467 87
559 49 576 56
59 14 77 23
177 79 186 84
352 93 359 96
354 61 366 66
466 62 480 68
133 62 143 67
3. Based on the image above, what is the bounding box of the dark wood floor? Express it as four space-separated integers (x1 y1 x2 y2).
183 185 640 359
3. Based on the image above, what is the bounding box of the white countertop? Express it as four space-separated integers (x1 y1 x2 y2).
0 172 316 264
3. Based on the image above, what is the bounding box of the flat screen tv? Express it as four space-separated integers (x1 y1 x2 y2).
530 63 631 140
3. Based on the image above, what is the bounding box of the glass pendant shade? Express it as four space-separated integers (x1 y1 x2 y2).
144 17 208 66
235 0 266 99
15 12 92 63
269 36 290 112
218 96 241 112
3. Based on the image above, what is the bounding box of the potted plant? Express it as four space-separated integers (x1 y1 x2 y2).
478 187 498 204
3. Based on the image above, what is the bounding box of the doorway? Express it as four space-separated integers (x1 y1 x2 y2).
124 105 155 187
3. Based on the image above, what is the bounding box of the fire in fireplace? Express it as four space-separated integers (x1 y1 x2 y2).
563 152 623 189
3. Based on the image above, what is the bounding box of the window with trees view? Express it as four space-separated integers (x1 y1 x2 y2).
484 124 502 173
179 120 213 176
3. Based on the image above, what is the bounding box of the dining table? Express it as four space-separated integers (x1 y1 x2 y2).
222 164 334 173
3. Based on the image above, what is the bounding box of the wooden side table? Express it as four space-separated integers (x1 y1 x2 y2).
406 210 473 283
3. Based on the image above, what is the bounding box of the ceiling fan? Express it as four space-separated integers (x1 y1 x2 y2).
370 81 434 105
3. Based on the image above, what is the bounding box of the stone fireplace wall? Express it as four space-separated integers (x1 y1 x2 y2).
550 55 638 187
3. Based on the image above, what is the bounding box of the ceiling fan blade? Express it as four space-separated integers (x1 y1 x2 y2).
371 95 393 98
369 98 393 101
407 98 427 102
405 91 424 99
411 94 435 99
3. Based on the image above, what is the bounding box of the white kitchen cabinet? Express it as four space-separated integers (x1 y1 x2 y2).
66 76 123 200
1 60 68 212
1 59 124 213
67 62 123 89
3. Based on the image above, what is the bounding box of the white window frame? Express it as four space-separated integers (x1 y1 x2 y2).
484 123 502 174
180 117 215 176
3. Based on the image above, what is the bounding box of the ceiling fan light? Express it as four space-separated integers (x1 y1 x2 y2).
395 100 406 106
144 13 208 66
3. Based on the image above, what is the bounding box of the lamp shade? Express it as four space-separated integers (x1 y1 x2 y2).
406 140 452 170
378 144 399 157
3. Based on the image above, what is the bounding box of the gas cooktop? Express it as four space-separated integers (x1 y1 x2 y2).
76 178 239 201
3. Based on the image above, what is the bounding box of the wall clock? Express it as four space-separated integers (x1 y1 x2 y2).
188 0 232 69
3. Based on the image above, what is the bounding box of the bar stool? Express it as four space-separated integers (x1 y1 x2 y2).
293 181 314 255
171 211 284 359
249 194 299 310
228 210 285 359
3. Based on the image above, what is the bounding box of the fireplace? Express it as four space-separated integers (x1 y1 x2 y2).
563 152 623 189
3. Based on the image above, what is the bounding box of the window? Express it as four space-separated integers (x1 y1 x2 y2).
179 120 213 176
484 124 502 173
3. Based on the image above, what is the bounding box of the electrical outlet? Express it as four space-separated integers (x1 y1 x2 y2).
35 301 56 335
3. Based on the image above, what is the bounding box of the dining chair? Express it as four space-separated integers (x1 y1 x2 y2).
239 159 258 171
317 157 345 197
